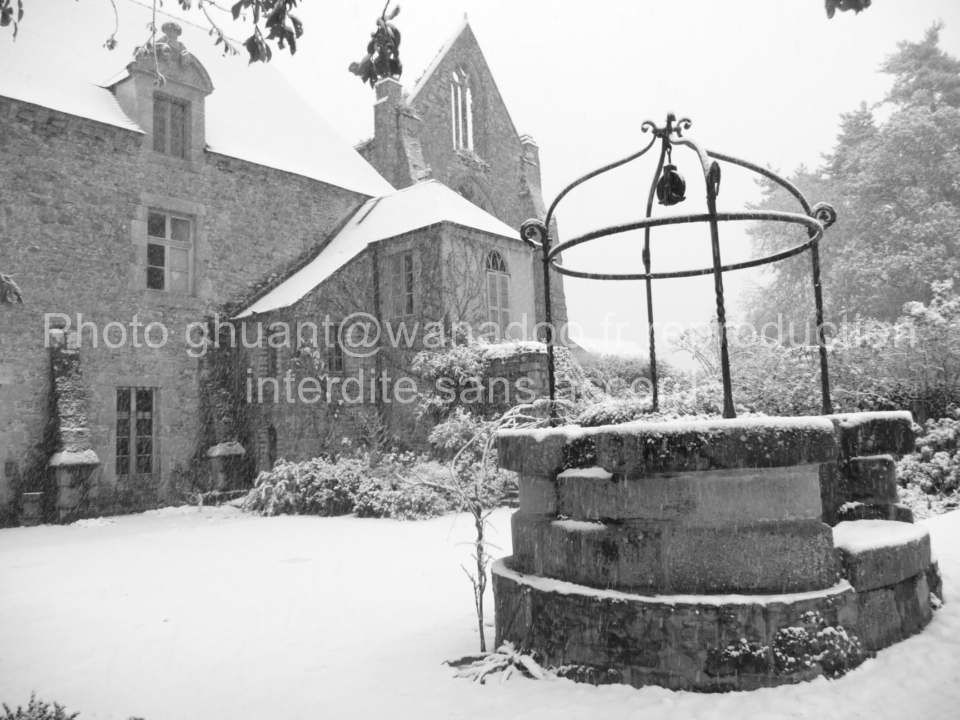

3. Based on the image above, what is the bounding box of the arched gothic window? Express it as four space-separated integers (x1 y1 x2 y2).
450 67 474 151
486 251 510 336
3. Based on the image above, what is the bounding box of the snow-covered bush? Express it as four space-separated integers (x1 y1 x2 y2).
575 398 653 427
579 354 655 395
572 376 738 427
241 456 365 516
898 451 960 495
772 611 865 679
705 612 865 680
353 457 454 520
704 638 771 677
412 341 490 422
240 452 507 521
915 413 960 454
353 475 452 520
673 283 960 420
897 413 960 496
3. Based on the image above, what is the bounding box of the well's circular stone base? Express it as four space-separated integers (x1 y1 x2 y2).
493 413 937 691
492 558 858 692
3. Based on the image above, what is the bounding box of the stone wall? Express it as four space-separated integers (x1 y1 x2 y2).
0 96 366 517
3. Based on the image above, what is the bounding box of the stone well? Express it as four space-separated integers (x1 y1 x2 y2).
492 412 941 691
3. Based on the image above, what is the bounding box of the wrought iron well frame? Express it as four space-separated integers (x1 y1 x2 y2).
519 113 838 419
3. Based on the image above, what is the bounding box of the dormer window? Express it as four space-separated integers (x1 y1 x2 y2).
108 23 213 162
153 93 189 158
450 67 473 151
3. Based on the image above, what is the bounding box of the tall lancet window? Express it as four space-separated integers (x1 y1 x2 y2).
450 67 474 151
486 250 510 336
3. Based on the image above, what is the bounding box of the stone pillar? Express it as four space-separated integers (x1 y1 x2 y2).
49 451 100 521
46 332 99 521
20 492 43 526
206 441 247 491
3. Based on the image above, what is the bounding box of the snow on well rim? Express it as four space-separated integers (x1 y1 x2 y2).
498 414 838 443
830 410 915 427
493 559 854 606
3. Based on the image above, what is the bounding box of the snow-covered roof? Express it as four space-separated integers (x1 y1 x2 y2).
0 2 393 197
236 180 519 317
407 16 470 103
0 62 143 133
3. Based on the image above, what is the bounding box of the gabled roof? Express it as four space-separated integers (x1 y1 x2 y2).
0 2 393 197
407 16 470 103
236 180 519 318
404 18 523 144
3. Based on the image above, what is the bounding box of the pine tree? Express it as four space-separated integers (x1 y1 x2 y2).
746 24 960 328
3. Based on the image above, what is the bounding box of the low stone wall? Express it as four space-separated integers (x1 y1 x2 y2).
493 411 940 691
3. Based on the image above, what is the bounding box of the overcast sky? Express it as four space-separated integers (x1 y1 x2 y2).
10 0 960 358
272 0 959 357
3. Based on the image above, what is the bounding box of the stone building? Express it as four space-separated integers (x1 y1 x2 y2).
356 19 567 327
0 9 561 520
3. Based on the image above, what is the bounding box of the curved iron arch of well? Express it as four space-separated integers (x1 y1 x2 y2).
520 113 837 420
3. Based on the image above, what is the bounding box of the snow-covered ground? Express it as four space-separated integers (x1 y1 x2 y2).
1 507 959 720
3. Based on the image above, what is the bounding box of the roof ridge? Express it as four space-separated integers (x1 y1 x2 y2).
407 17 471 103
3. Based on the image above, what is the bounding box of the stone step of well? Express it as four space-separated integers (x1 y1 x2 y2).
510 511 839 595
832 519 931 592
552 464 823 524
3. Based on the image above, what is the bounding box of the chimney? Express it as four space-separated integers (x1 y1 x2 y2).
372 78 403 184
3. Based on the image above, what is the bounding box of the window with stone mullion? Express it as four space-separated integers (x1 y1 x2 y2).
146 210 191 293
